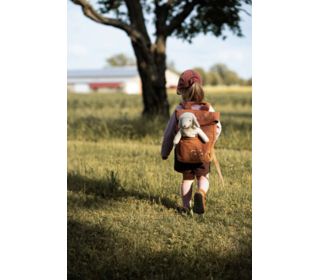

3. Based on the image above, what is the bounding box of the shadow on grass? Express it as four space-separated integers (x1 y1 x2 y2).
68 219 252 280
67 171 177 210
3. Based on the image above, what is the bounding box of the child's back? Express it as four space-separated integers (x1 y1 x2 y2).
161 70 221 214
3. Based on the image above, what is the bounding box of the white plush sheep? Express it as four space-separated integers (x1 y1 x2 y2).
173 112 209 146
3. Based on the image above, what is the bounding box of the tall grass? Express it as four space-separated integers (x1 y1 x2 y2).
67 91 252 279
67 92 252 150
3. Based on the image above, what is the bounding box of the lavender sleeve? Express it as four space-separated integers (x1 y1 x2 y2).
209 106 222 142
161 110 178 157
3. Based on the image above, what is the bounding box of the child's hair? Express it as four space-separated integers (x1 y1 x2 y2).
177 82 204 102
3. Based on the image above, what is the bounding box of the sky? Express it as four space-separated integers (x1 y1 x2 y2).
67 1 252 79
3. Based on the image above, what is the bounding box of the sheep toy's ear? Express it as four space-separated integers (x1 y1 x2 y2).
192 115 200 128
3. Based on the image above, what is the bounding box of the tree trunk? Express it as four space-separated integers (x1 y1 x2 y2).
154 34 170 119
123 0 170 119
131 39 170 119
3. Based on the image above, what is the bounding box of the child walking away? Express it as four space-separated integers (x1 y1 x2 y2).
161 70 222 214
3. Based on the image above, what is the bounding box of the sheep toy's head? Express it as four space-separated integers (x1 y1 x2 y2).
178 112 200 129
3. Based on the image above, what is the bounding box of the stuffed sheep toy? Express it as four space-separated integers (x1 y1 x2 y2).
173 112 209 146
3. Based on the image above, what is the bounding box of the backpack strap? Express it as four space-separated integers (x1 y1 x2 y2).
180 101 211 111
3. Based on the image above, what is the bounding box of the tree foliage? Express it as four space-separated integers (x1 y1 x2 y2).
210 63 229 81
223 70 239 85
195 63 251 86
193 67 207 85
209 63 248 85
92 0 251 43
106 53 136 66
207 71 223 85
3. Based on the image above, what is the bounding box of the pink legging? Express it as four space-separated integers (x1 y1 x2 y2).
181 173 209 207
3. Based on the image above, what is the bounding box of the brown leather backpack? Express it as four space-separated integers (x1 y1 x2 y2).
175 101 225 187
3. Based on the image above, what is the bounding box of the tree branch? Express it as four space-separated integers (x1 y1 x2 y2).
239 8 251 16
155 2 169 36
124 0 151 43
165 0 197 35
71 0 131 34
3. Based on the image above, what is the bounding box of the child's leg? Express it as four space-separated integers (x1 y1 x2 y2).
193 174 209 214
181 173 195 208
196 174 210 193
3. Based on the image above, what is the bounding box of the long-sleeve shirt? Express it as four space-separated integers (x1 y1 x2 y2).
161 104 222 157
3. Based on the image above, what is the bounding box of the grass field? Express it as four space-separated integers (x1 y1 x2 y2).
67 89 252 279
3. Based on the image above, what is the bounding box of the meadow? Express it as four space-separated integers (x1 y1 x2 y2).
67 87 252 279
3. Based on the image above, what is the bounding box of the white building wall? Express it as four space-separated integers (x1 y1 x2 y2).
124 76 141 94
123 70 178 94
125 82 140 94
67 69 179 94
67 84 74 92
165 70 180 88
74 84 90 93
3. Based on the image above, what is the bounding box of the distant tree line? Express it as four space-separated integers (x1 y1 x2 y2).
107 54 251 86
193 64 252 86
106 53 136 67
167 61 251 86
